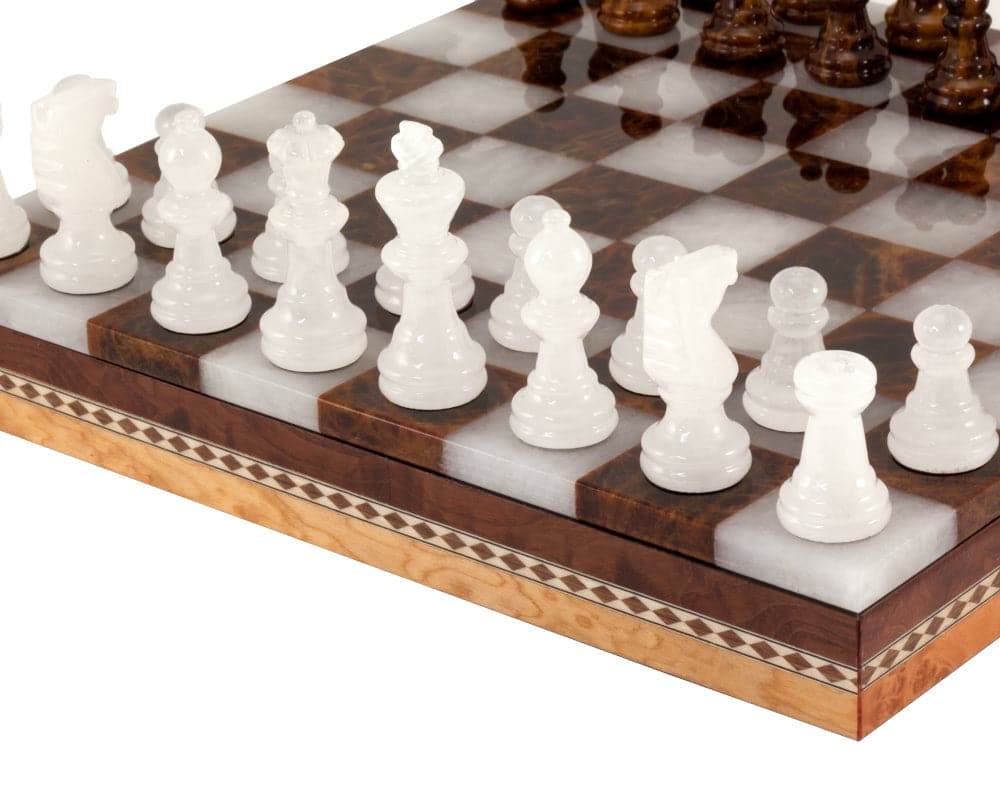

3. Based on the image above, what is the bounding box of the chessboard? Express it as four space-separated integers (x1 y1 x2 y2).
4 0 1000 739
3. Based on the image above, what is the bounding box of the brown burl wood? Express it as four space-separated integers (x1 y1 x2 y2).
0 323 860 665
923 0 1000 117
0 391 864 738
0 223 54 278
597 0 681 36
805 0 892 86
699 0 784 63
772 0 829 26
506 0 582 12
885 0 948 55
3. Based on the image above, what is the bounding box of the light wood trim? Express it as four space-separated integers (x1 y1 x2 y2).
0 392 860 738
861 589 1000 736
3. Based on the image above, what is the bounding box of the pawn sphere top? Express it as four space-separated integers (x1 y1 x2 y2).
511 195 560 239
914 304 972 352
632 235 686 274
771 266 827 312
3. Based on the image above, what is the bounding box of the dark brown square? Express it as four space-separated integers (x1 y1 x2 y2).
347 275 504 335
337 108 480 175
867 420 1000 544
117 138 160 183
915 138 1000 200
692 83 869 149
291 46 460 105
86 291 272 391
208 129 269 176
748 228 950 308
0 223 56 278
344 188 496 248
545 165 700 240
492 95 667 161
961 230 1000 269
576 445 797 564
718 152 903 224
317 365 524 471
824 312 997 401
472 31 648 93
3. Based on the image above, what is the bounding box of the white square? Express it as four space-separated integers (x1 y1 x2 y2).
799 109 985 178
461 210 612 283
442 137 586 209
200 329 390 433
0 257 162 354
715 489 957 612
558 9 706 55
774 54 932 108
379 9 538 67
208 85 371 143
387 72 561 135
627 196 825 271
441 404 655 518
218 160 377 216
835 183 1000 258
577 58 755 119
875 260 1000 345
601 122 786 192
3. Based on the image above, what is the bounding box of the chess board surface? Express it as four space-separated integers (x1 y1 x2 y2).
5 0 1000 737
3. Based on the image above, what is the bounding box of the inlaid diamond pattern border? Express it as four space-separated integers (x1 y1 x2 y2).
16 364 995 695
861 567 1000 688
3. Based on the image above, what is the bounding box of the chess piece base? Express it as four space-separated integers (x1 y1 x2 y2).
252 226 289 283
640 416 752 493
151 260 251 335
608 339 659 396
506 0 580 10
772 0 829 25
885 0 948 55
806 8 892 87
39 229 138 295
374 262 475 315
509 379 619 450
0 211 30 259
700 9 784 62
776 477 892 542
742 369 809 432
598 0 681 36
378 367 488 411
923 69 1000 117
262 323 368 373
888 428 999 474
487 316 539 353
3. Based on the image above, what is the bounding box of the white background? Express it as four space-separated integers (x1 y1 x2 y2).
1 2 998 798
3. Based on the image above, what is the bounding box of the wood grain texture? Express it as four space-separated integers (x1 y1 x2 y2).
861 589 1000 735
0 391 859 739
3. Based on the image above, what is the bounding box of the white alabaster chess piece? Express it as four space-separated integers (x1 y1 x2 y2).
743 266 829 432
888 305 999 474
374 140 474 316
777 351 892 543
488 195 561 353
142 103 236 249
509 209 619 449
0 107 30 258
376 121 487 410
641 245 751 493
609 235 687 396
252 126 295 282
31 76 137 294
150 108 251 334
259 112 367 372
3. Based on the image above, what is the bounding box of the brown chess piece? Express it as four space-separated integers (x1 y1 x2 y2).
700 0 783 61
597 0 680 36
506 0 581 11
923 0 1000 116
772 0 829 26
805 0 891 86
885 0 948 55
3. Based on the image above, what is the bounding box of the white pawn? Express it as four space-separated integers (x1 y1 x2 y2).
488 195 561 353
150 108 251 334
743 267 829 432
778 351 892 543
609 235 687 395
376 121 487 410
888 305 998 474
252 128 294 283
641 245 751 493
509 209 619 449
0 107 30 258
142 103 236 249
32 76 137 294
260 111 367 372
